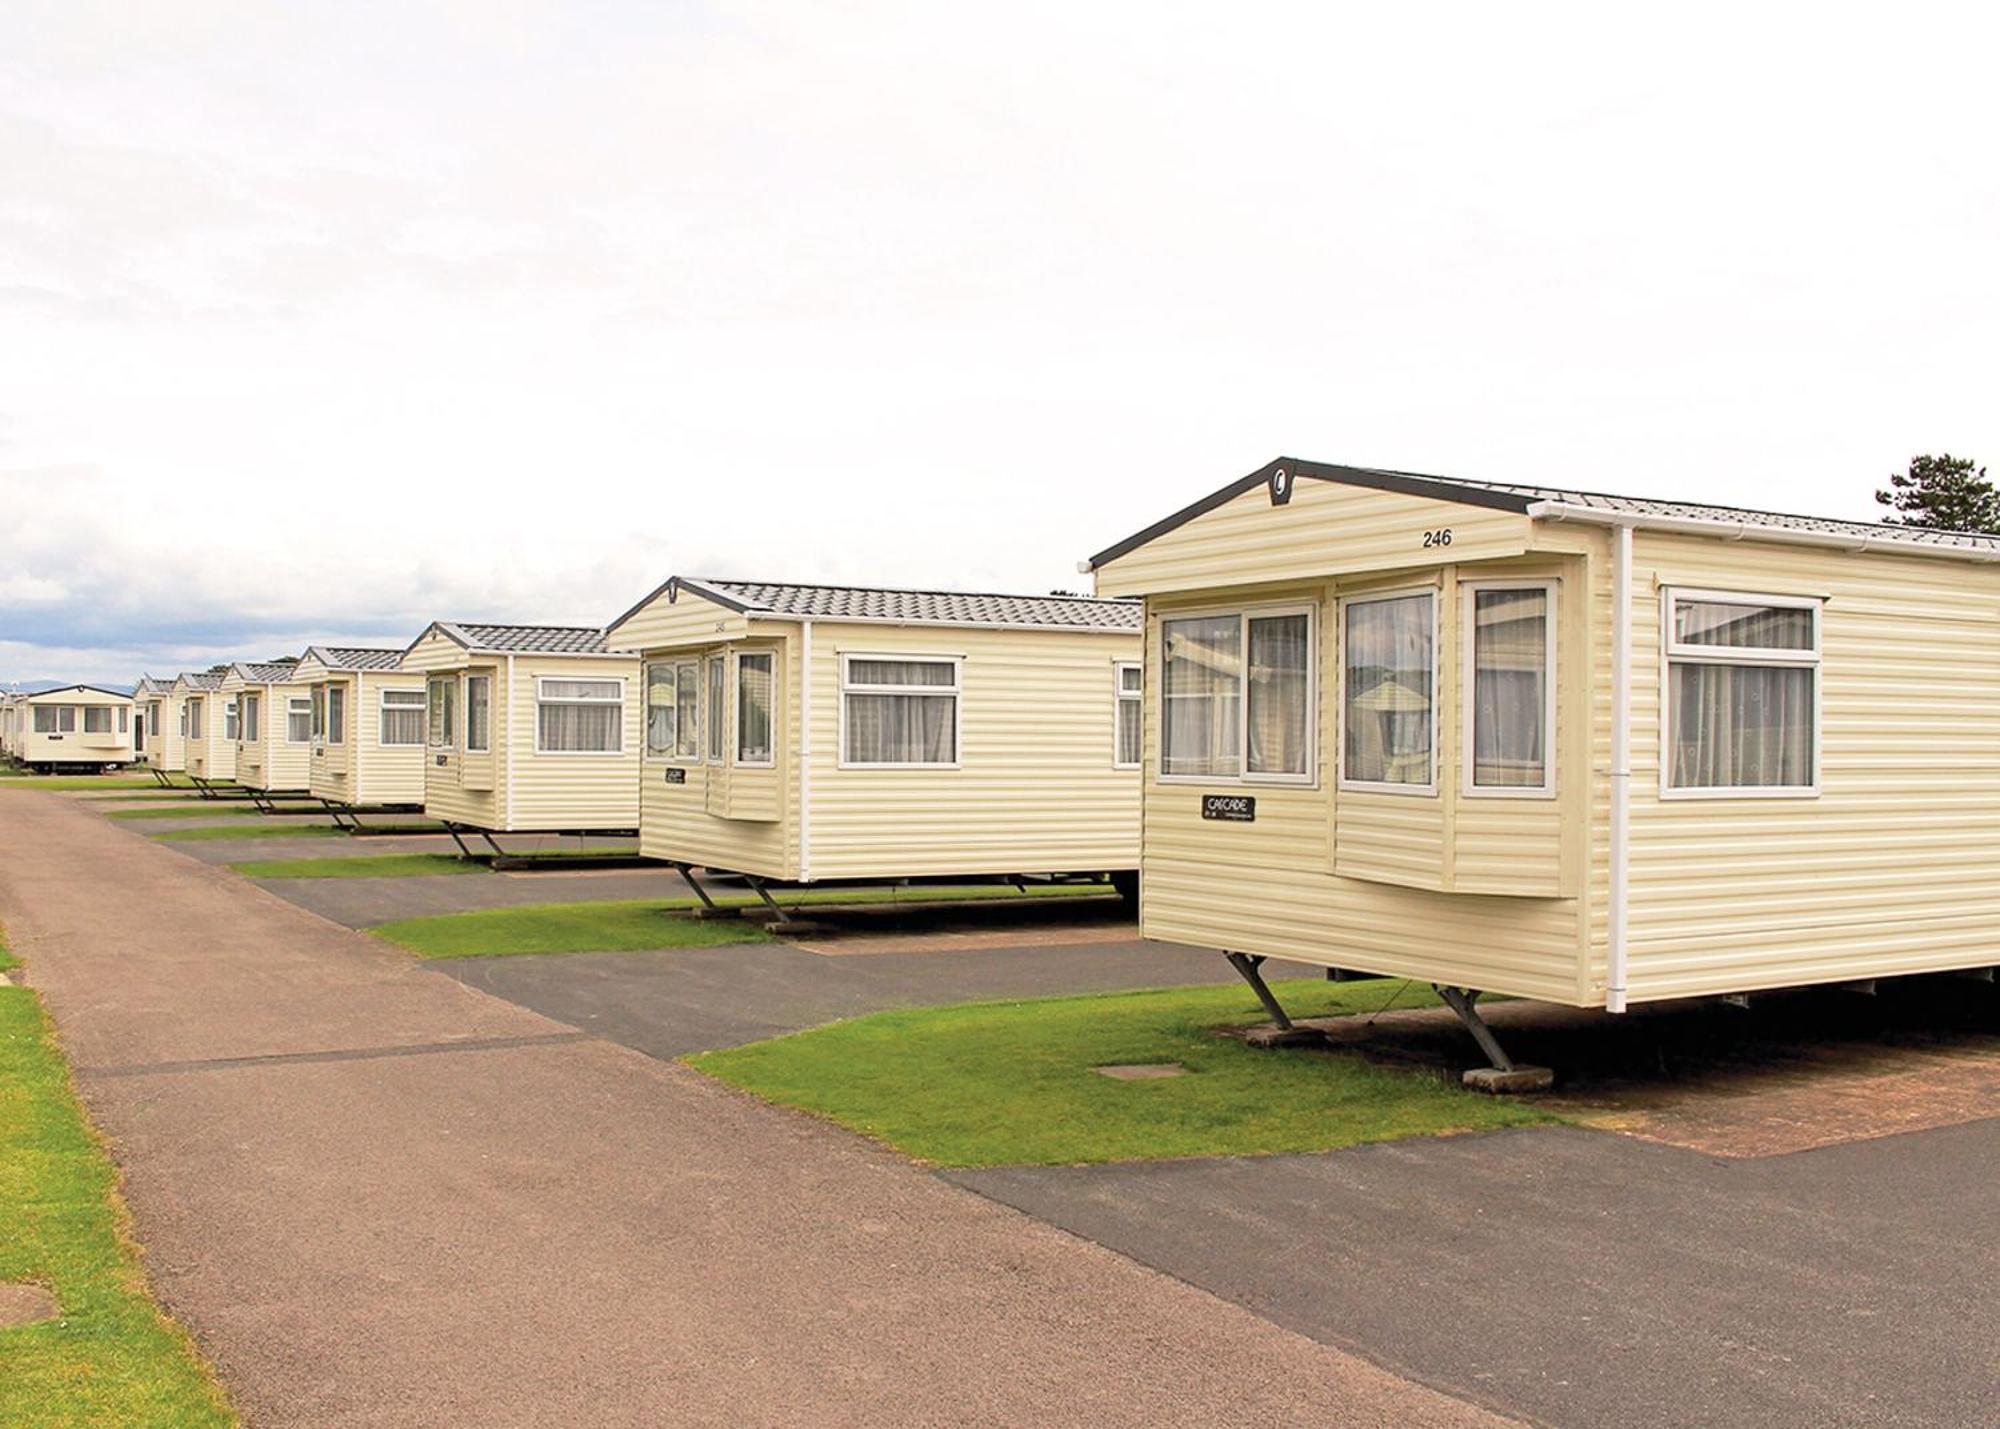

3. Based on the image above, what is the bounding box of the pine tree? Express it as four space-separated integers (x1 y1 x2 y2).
1875 454 2000 533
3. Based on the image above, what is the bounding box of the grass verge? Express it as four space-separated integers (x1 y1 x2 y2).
688 979 1557 1167
372 884 1116 959
0 933 235 1424
107 807 271 821
231 854 488 880
151 824 348 843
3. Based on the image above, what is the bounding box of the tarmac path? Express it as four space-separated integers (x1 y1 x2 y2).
0 791 1503 1428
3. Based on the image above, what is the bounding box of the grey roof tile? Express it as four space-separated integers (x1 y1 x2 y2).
304 646 405 671
682 579 1142 630
441 623 610 654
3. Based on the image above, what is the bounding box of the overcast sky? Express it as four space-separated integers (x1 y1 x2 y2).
3 2 1995 686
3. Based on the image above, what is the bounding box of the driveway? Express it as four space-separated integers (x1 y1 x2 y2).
0 790 1493 1427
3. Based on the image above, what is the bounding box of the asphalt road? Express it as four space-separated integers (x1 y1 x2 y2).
953 1121 2000 1428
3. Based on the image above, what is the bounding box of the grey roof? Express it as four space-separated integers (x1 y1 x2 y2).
233 661 306 685
634 577 1142 631
429 622 610 654
178 672 224 691
134 676 176 695
303 645 405 671
1088 457 2000 568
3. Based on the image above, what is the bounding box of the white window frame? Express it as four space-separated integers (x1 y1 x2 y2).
1660 586 1821 801
287 696 313 745
1459 579 1558 800
1113 661 1143 770
35 704 76 734
148 703 161 738
378 687 425 748
326 683 347 746
837 651 959 771
1157 601 1318 788
706 655 725 764
533 674 624 756
427 676 456 750
240 692 260 745
1337 586 1438 797
186 698 203 741
223 699 240 742
735 650 779 769
464 673 492 754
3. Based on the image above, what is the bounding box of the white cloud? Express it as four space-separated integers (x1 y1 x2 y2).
0 0 1995 681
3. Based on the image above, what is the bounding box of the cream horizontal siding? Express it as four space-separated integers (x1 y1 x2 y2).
297 662 353 802
805 623 1139 880
16 689 138 767
357 671 427 806
506 656 642 832
149 693 187 772
1093 476 1533 599
1623 531 2000 1000
607 586 749 653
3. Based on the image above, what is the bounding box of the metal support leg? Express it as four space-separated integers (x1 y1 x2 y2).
1434 986 1515 1073
672 863 724 913
1226 952 1294 1030
441 822 476 860
480 831 506 859
743 875 795 926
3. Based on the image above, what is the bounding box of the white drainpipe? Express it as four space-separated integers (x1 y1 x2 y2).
1607 522 1632 1013
798 619 813 883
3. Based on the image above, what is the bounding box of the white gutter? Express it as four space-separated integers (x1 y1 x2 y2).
1607 523 1632 1014
797 619 813 883
1526 500 2000 565
504 653 517 833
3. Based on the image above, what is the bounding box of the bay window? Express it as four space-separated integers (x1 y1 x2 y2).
1463 583 1555 795
1114 663 1142 769
85 705 115 735
464 675 490 753
738 653 776 766
380 689 424 747
840 655 951 767
1341 591 1435 792
34 705 73 734
536 677 621 754
707 658 725 762
1161 607 1314 783
288 697 313 744
1664 589 1818 794
645 661 700 760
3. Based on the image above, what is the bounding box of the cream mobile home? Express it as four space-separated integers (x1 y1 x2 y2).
400 622 640 842
1088 457 2000 1071
133 676 186 773
13 685 137 772
603 578 1142 901
220 661 313 796
0 693 19 762
176 671 237 783
290 646 427 814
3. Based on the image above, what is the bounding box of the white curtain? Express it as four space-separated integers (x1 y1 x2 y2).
1247 613 1309 776
241 695 259 743
738 656 775 762
844 692 952 763
1344 595 1433 785
706 659 725 761
328 686 347 745
1471 588 1548 788
290 699 315 744
646 665 675 754
539 700 618 752
1162 615 1241 777
1674 601 1812 650
464 677 489 751
1670 663 1812 787
676 665 699 757
1116 695 1141 766
379 693 423 747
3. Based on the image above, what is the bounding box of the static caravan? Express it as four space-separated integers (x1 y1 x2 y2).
400 622 641 842
1088 457 2000 1072
175 671 237 783
13 685 137 772
133 675 186 772
603 578 1143 898
291 646 427 812
0 693 19 761
219 661 314 796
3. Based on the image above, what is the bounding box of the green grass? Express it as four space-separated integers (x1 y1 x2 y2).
0 954 235 1423
151 824 348 843
106 806 271 821
230 854 489 880
689 979 1557 1167
372 884 1118 959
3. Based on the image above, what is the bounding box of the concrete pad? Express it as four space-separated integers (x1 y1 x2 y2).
1462 1064 1554 1094
0 787 1493 1428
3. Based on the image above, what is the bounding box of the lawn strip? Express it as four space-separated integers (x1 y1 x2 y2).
687 979 1558 1167
0 934 235 1424
373 885 1116 958
152 824 349 843
233 854 489 880
107 807 276 821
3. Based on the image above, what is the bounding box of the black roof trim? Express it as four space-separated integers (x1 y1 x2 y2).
1085 456 1537 570
25 684 135 702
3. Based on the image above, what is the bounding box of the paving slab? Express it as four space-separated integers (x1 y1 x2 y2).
441 937 1317 1058
951 1120 2000 1429
0 790 1492 1427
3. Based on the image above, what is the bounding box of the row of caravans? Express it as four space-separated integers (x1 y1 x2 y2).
20 457 1999 1065
0 686 141 772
